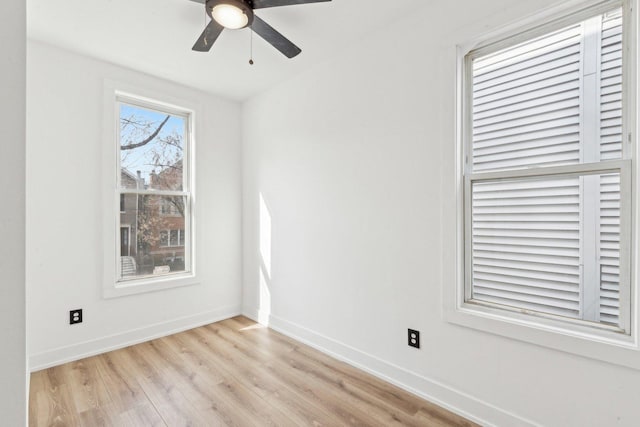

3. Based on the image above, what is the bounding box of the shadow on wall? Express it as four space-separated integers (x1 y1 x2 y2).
259 193 272 324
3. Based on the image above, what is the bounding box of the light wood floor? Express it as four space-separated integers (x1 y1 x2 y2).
29 316 478 426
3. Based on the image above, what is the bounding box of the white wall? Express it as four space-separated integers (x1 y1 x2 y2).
0 0 27 424
242 1 640 425
27 41 243 369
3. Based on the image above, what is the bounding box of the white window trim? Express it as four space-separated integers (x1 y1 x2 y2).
102 79 201 298
444 0 640 369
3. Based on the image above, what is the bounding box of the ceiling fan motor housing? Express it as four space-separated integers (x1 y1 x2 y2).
206 0 255 29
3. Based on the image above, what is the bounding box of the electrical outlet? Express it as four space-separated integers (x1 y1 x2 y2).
69 309 83 325
408 329 420 349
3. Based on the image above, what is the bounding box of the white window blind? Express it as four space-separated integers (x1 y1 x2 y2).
471 176 582 318
600 10 623 160
472 24 583 172
599 10 623 325
466 5 628 331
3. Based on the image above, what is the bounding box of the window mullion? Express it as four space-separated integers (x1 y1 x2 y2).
118 189 188 197
468 160 629 182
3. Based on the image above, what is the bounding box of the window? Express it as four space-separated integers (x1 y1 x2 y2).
159 229 185 247
160 198 181 216
462 3 632 334
115 96 193 283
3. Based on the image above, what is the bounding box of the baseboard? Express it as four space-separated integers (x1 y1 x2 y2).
242 307 538 427
29 304 242 372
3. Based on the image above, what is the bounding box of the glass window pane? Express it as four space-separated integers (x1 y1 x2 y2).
599 173 621 326
170 230 179 246
471 8 623 173
159 230 168 247
118 194 188 280
119 103 185 191
470 172 621 327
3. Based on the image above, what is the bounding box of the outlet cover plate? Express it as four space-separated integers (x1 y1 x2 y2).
408 329 420 348
70 309 83 325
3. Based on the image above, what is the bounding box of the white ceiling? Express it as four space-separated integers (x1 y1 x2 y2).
27 0 422 101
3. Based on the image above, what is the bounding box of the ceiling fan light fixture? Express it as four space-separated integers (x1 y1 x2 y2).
211 2 250 29
195 0 331 57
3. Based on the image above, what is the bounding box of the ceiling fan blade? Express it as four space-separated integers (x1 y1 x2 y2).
192 20 224 52
253 0 331 9
251 15 301 58
187 0 206 4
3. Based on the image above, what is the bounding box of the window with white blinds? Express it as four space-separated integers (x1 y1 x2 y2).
464 4 631 333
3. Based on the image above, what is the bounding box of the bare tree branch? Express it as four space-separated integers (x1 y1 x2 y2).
145 163 182 171
121 115 170 151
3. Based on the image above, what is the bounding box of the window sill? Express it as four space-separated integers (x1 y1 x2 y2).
103 272 200 299
444 301 640 370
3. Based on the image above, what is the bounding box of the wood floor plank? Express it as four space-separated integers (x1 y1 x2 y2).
182 328 284 406
92 351 159 416
216 319 426 426
121 342 224 426
417 404 478 427
150 335 277 426
177 329 317 426
204 326 375 426
265 352 417 427
289 342 429 417
177 327 344 426
28 371 46 427
63 357 113 416
205 320 382 425
116 403 168 427
29 368 83 427
210 321 410 426
29 316 478 427
234 319 453 427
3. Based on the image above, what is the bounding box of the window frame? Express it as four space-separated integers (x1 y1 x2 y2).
102 80 200 298
115 96 192 282
446 0 640 369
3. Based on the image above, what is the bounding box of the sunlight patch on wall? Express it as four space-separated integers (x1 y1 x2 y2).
259 193 272 325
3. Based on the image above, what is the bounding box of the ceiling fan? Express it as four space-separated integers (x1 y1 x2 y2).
189 0 331 58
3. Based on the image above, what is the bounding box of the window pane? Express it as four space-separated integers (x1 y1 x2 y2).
471 8 623 173
160 198 181 216
159 230 168 247
599 173 621 326
119 103 185 191
118 194 187 280
170 230 179 246
470 172 621 327
600 9 624 161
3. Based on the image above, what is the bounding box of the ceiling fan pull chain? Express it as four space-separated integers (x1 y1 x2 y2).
249 23 254 65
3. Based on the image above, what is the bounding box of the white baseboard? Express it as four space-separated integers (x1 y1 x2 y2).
242 307 538 427
29 305 241 372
